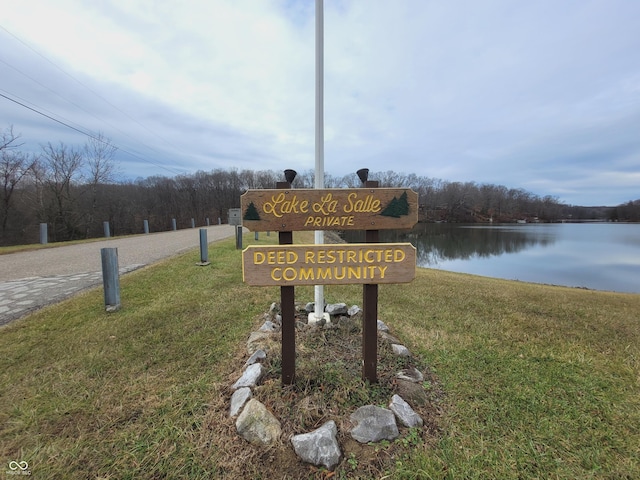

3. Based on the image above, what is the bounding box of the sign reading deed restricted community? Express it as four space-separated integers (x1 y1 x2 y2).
240 188 418 231
242 243 416 286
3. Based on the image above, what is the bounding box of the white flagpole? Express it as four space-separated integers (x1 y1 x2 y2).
312 0 326 325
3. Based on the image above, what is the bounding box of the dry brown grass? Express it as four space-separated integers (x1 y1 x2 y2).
200 305 445 479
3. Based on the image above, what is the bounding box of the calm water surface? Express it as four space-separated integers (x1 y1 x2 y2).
346 223 640 294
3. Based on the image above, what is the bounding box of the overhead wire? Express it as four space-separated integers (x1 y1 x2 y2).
0 90 184 176
0 24 192 177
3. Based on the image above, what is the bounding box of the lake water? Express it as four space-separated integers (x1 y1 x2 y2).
343 223 640 294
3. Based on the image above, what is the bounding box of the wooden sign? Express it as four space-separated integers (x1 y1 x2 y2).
240 188 418 232
242 243 416 286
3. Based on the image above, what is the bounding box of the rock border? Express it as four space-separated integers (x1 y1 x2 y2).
228 301 429 471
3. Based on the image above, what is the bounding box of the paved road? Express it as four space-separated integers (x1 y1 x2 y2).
0 225 237 326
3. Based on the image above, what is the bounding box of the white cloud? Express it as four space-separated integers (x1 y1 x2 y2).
1 0 639 205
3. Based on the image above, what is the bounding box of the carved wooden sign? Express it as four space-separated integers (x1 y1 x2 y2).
240 188 418 231
242 243 416 286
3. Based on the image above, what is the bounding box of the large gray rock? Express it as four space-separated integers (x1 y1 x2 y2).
391 344 411 357
259 320 279 332
232 363 263 390
350 405 399 443
245 349 267 367
396 366 424 383
379 331 401 344
325 303 348 316
376 319 389 332
389 394 423 428
291 421 341 470
396 379 429 407
235 399 281 445
229 387 252 417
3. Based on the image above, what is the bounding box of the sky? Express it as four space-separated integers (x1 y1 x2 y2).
1 0 639 206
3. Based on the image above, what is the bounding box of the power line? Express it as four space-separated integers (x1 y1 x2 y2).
0 90 184 176
0 24 193 161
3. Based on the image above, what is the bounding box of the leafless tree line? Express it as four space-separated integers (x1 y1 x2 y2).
1 125 637 246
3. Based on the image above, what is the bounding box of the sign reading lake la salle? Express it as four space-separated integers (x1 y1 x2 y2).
240 188 418 231
243 243 416 286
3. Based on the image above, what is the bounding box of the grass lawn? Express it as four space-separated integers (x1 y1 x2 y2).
1 231 638 479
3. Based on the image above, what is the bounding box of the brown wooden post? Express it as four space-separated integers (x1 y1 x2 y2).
277 180 296 385
363 180 379 383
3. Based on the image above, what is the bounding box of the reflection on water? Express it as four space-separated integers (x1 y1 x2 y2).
342 223 640 293
343 224 556 266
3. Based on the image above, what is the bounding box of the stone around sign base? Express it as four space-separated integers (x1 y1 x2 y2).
236 399 281 446
350 405 399 443
376 319 389 332
396 366 424 383
291 420 342 470
259 320 279 332
230 387 252 417
379 331 401 344
389 394 423 428
245 349 266 367
232 363 263 390
269 302 279 314
396 379 429 407
391 344 411 357
347 304 361 317
325 303 348 316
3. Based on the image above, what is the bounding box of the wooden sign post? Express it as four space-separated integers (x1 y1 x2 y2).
363 179 380 383
275 180 296 385
241 184 418 384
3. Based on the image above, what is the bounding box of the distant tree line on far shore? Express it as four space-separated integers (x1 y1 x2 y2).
1 125 639 246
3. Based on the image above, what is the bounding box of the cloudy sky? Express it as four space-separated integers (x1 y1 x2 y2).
1 0 639 206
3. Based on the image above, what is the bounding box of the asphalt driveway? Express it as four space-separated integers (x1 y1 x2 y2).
0 225 237 326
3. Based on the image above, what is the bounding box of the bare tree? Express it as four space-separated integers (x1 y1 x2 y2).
40 142 85 241
83 133 117 236
84 133 117 189
0 126 37 242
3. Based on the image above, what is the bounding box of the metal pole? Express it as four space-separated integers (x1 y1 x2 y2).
235 225 243 250
101 247 121 311
312 0 326 325
172 218 177 231
39 223 48 244
199 228 209 264
143 219 149 234
103 221 111 238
